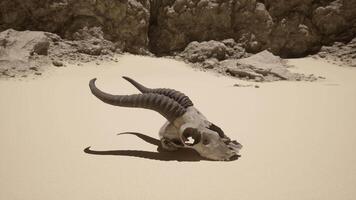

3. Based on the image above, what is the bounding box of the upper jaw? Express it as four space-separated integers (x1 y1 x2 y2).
202 138 242 161
211 152 241 161
207 144 242 161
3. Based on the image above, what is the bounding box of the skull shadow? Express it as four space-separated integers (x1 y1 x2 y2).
84 132 214 162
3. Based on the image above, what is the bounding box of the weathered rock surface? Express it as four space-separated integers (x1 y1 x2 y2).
0 29 50 60
0 28 119 78
1 0 355 58
317 37 356 67
57 27 116 56
1 0 355 80
149 0 234 54
0 29 51 78
179 42 317 81
149 0 356 57
178 39 249 63
0 0 150 54
223 51 317 81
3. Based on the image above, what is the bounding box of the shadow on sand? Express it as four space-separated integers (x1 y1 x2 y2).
84 132 210 162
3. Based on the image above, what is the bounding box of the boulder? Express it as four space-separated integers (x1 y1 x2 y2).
0 29 50 78
0 29 50 61
232 2 274 53
179 39 248 63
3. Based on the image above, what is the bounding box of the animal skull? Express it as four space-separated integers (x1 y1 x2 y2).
89 76 242 161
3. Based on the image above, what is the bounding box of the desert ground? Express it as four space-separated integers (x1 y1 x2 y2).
0 55 356 200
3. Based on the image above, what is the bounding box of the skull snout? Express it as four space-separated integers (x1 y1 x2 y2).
178 124 242 161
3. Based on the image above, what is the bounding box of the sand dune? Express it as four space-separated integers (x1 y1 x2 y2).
1 55 356 200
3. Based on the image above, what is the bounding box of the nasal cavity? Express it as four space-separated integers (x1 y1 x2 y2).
229 154 240 161
182 128 201 146
208 123 225 138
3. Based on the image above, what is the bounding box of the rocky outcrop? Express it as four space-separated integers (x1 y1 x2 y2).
0 29 50 60
0 0 355 57
178 40 318 81
231 1 274 53
0 28 119 78
149 0 356 57
0 0 150 54
317 38 356 67
149 0 234 54
312 0 356 42
223 51 317 81
0 29 51 76
178 39 249 63
263 0 356 57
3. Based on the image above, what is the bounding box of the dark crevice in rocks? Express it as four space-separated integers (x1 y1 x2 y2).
230 0 237 43
148 0 162 55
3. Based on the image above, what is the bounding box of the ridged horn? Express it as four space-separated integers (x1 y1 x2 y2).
122 76 194 108
89 78 186 122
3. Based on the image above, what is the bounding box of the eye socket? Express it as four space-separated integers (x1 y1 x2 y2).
182 128 201 146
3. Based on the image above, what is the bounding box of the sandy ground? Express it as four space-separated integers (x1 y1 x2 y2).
1 55 356 200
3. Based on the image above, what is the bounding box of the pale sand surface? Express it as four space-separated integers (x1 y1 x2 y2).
1 55 356 199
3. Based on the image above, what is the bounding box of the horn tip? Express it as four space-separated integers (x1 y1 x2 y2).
122 76 130 81
89 78 97 83
89 78 97 89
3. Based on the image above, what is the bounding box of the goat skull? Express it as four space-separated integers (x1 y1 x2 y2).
89 76 242 161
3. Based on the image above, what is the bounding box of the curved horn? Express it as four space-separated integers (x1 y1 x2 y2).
89 78 186 122
122 76 194 108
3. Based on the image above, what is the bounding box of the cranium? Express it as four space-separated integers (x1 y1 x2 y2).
89 76 242 161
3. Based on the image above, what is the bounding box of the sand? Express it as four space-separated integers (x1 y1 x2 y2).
1 55 356 200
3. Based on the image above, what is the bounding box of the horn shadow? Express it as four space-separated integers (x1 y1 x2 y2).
83 132 211 162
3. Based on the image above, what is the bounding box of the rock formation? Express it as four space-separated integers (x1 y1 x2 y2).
178 39 250 63
0 0 150 54
0 29 51 78
178 41 317 82
223 50 317 81
0 28 119 78
150 0 356 57
1 0 355 57
317 37 356 67
0 0 355 79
